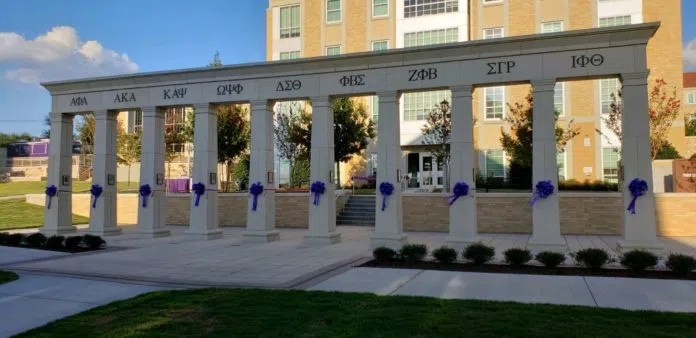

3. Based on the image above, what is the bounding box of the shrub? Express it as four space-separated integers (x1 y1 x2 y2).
64 236 84 251
666 254 696 275
620 250 658 273
0 232 9 245
5 233 25 246
45 236 66 250
504 248 532 266
83 234 106 250
25 233 47 248
399 244 428 263
573 248 613 270
535 251 566 268
463 243 495 265
373 247 397 262
432 246 458 263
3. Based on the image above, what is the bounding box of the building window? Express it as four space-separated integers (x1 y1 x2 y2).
687 92 696 104
600 78 620 114
326 0 341 23
484 86 505 120
373 0 389 17
557 152 566 181
482 27 504 39
423 156 433 171
404 0 458 18
326 45 341 56
484 150 505 178
403 90 451 121
279 51 301 60
541 21 563 33
369 153 378 175
372 40 389 51
130 110 143 134
554 82 565 116
602 147 620 183
404 28 458 47
483 0 503 3
599 15 631 28
371 96 379 124
279 5 300 38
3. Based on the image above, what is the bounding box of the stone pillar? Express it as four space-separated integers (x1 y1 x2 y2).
528 80 566 251
41 113 76 235
136 106 170 238
371 91 407 249
88 110 121 236
187 104 223 239
305 97 341 244
446 85 478 249
243 99 279 242
617 72 662 253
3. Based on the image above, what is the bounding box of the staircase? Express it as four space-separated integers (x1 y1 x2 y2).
337 195 376 226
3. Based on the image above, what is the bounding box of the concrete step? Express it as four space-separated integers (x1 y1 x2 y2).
339 211 376 217
337 215 375 223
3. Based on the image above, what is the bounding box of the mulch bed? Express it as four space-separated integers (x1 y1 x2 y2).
0 244 105 254
361 260 696 281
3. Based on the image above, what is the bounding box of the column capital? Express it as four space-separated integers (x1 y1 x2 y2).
50 114 74 123
249 99 272 110
93 110 116 120
310 96 331 108
531 79 557 92
140 106 159 116
451 85 473 98
192 103 211 113
621 72 650 87
376 91 399 103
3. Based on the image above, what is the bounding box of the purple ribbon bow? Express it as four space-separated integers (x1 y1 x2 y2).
45 185 57 209
379 182 394 211
250 182 264 211
627 178 648 215
90 184 103 209
529 180 554 207
192 182 205 207
310 181 326 206
139 184 151 208
448 182 469 206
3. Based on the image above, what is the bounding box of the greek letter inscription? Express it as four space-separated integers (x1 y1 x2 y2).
408 68 438 82
163 88 188 100
572 54 604 68
276 80 302 92
217 84 244 96
339 74 365 87
70 97 88 106
113 92 136 103
487 61 516 75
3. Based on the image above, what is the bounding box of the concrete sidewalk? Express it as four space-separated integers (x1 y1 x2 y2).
309 267 696 313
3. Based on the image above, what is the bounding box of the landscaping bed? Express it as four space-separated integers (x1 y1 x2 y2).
0 233 107 253
0 270 18 285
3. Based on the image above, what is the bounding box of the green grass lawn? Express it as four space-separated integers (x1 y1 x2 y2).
352 188 376 195
17 289 696 337
0 270 18 285
0 198 89 230
0 181 139 197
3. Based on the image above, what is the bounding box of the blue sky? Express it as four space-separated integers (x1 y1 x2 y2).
0 0 694 135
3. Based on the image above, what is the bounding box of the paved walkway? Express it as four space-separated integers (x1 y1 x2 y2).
0 273 165 337
310 267 696 313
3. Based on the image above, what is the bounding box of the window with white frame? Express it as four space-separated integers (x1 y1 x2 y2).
557 152 566 181
279 51 301 60
327 0 341 23
326 45 341 56
403 28 458 47
554 82 565 116
279 5 300 38
369 153 378 176
373 0 389 17
484 86 505 119
541 21 563 33
484 150 505 178
602 147 620 183
164 107 190 154
600 78 620 114
599 15 631 28
372 40 389 51
482 27 504 39
403 90 451 121
403 0 458 18
687 92 696 104
371 96 379 124
129 110 143 134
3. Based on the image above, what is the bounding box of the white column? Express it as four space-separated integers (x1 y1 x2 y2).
41 113 76 235
446 85 478 249
136 106 170 238
243 99 279 242
88 110 121 236
305 97 341 244
528 79 566 251
617 72 662 253
187 104 223 239
371 91 407 249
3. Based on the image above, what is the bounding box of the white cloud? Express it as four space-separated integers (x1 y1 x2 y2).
0 26 138 84
684 38 696 71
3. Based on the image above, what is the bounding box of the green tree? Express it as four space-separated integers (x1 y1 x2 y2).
500 92 580 188
654 142 682 159
41 115 51 138
421 101 452 192
274 108 302 187
76 114 95 154
217 105 250 192
117 130 141 187
0 133 32 147
233 153 251 191
208 51 223 68
686 116 696 136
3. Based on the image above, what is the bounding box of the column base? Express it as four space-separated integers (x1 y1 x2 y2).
303 232 342 245
185 228 223 240
370 233 407 250
616 239 663 254
242 230 280 243
132 228 171 238
40 225 77 236
88 227 122 237
527 237 568 253
445 236 481 251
